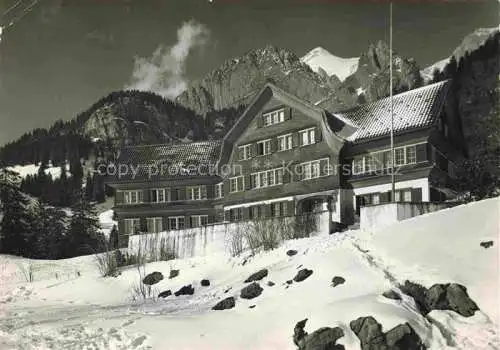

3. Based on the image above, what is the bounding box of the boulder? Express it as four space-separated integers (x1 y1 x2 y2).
249 305 256 309
294 269 313 282
142 271 164 286
399 281 430 314
286 280 294 285
212 297 235 311
201 279 211 287
301 327 345 350
287 249 298 256
425 283 479 317
382 290 402 301
385 323 425 350
240 282 263 299
244 269 268 283
174 284 195 296
293 318 309 347
349 316 386 350
267 281 275 287
169 269 180 279
331 276 346 287
480 240 494 249
158 290 172 298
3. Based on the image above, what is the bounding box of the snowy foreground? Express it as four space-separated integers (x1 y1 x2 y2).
0 198 498 350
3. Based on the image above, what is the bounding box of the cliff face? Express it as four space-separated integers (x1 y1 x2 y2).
177 42 424 116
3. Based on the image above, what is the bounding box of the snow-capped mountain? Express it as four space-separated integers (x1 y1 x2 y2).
301 46 359 81
421 27 499 81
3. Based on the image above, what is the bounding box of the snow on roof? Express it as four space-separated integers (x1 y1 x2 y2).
330 80 450 142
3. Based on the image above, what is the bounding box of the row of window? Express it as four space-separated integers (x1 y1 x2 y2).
227 201 290 222
228 158 330 193
122 186 208 204
352 143 421 175
123 215 209 234
263 108 286 126
237 127 317 160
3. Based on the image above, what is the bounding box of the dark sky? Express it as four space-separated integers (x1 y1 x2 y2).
0 0 498 147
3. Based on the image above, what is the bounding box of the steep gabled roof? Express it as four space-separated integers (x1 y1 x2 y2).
330 80 450 142
109 140 223 183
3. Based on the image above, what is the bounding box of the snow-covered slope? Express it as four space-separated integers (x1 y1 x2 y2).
6 162 70 180
301 47 359 81
0 197 498 349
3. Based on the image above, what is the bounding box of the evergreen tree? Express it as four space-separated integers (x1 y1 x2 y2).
31 203 67 259
109 224 119 250
0 175 36 257
66 191 105 257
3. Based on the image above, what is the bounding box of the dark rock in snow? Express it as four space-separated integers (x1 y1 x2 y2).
174 284 195 296
287 249 298 256
385 322 425 350
286 280 294 285
294 269 313 282
267 281 275 287
480 240 494 249
301 327 345 350
201 279 210 287
158 290 172 298
293 319 309 347
212 297 235 311
349 316 386 350
249 305 256 309
240 282 263 299
331 276 346 287
382 290 402 301
244 269 268 283
142 272 163 286
169 269 180 279
425 283 479 317
224 287 232 293
400 280 479 317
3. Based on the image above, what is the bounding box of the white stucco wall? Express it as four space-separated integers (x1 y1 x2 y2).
360 202 449 231
128 211 331 259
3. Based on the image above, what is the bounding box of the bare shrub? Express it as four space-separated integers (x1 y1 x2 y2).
95 249 119 277
129 257 159 302
18 261 35 283
227 223 245 257
132 232 177 263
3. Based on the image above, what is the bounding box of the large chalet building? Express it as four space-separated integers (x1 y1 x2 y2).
107 81 464 246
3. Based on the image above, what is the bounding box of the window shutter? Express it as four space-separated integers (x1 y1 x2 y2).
283 166 291 183
243 207 250 221
416 143 427 163
270 138 278 153
315 127 323 142
411 188 422 202
295 163 303 182
257 114 264 128
286 107 292 120
178 188 186 200
292 133 299 148
252 143 258 158
115 190 124 204
380 192 390 203
138 190 144 203
201 185 207 199
237 147 243 161
245 175 251 190
286 200 295 216
143 189 150 203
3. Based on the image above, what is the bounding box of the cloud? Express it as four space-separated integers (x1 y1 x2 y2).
126 20 209 99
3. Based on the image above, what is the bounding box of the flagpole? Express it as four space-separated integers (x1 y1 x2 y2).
389 1 395 202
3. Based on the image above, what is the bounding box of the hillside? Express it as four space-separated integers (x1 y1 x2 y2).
422 27 499 81
0 197 498 349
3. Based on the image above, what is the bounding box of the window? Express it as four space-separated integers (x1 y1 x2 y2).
124 190 141 204
191 215 208 227
256 139 271 156
230 176 245 193
384 150 393 169
395 148 406 166
353 157 364 175
271 201 287 217
277 134 293 151
406 146 417 164
238 144 252 160
215 182 223 199
403 190 412 202
169 216 185 230
249 205 263 220
124 218 141 235
229 208 243 222
146 217 163 233
250 168 283 189
263 109 285 126
365 155 376 172
394 191 401 202
300 159 328 180
150 188 168 203
372 194 380 205
299 128 316 146
187 186 204 200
